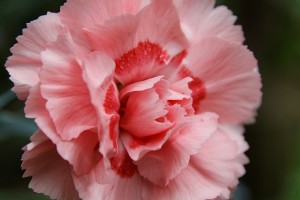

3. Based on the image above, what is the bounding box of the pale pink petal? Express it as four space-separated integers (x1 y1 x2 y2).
135 113 218 186
120 88 173 138
59 0 150 49
141 164 225 200
25 85 60 143
5 13 66 99
56 130 100 176
22 131 80 200
173 0 244 44
25 85 100 176
39 35 97 140
141 128 248 200
184 38 262 124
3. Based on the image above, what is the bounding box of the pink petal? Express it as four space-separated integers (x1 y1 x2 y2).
40 35 97 140
83 0 187 84
73 159 143 200
22 130 80 200
56 130 100 176
141 127 248 200
135 112 218 186
25 85 101 176
59 0 150 49
173 0 244 44
81 52 120 159
120 88 173 138
5 13 66 99
184 38 262 124
119 76 164 100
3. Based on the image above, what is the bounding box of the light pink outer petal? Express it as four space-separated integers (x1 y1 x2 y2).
141 127 248 200
39 35 97 140
173 0 244 44
135 113 218 186
73 163 143 200
22 130 80 200
59 0 150 49
5 13 66 99
84 0 187 58
184 38 262 124
25 85 99 176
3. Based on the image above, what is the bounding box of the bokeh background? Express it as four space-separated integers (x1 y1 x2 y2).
0 0 299 199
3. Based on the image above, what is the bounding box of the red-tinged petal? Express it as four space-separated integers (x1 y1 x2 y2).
173 0 244 44
120 88 173 138
100 83 120 159
81 52 120 158
40 35 97 140
22 131 80 200
73 166 143 200
135 112 218 186
121 130 172 161
5 13 66 99
184 38 262 124
83 0 187 84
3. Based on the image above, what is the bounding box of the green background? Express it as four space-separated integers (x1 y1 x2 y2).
0 0 300 199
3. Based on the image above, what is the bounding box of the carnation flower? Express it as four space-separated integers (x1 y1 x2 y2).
5 0 262 199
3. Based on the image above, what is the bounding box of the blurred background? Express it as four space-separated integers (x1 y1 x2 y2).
0 0 299 199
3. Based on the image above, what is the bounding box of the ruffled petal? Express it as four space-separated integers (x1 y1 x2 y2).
5 13 66 99
22 130 80 200
135 113 218 186
173 0 244 44
39 35 97 140
183 38 262 124
141 127 248 200
120 88 173 138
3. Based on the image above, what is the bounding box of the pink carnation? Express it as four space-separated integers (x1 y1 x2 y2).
6 0 262 199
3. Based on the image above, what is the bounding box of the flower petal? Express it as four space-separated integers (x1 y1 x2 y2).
141 127 248 200
59 0 150 49
73 160 143 200
5 13 66 99
25 85 101 176
81 51 120 159
22 130 80 200
184 38 262 124
120 88 173 138
135 112 218 186
40 35 97 140
173 0 244 44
